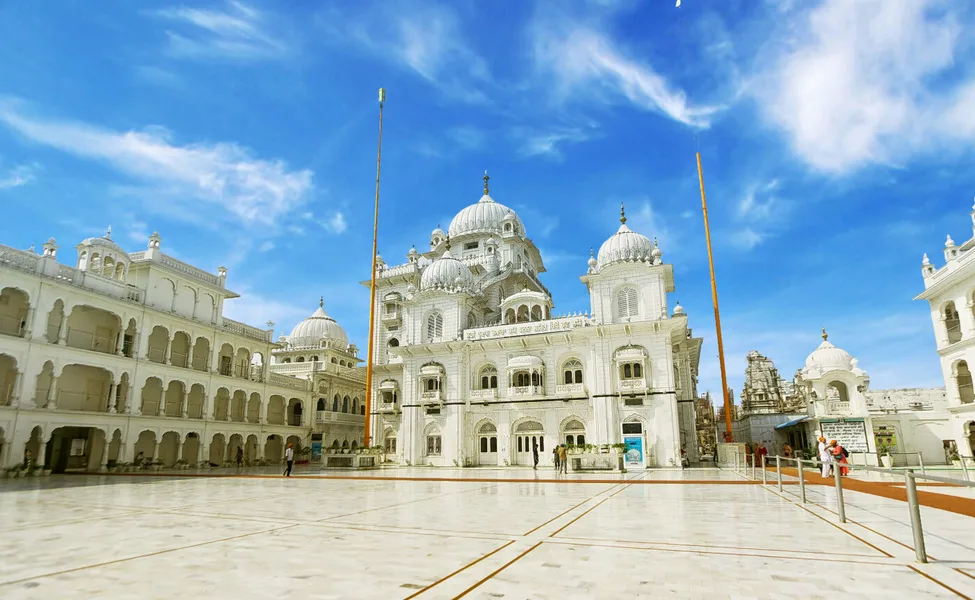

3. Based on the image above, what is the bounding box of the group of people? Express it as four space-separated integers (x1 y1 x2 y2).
544 443 568 474
817 437 849 477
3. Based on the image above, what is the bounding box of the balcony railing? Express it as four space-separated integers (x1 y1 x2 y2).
469 388 498 401
65 329 115 355
826 401 851 415
556 383 586 396
268 372 309 392
508 385 543 397
420 390 442 404
0 315 25 337
378 402 400 413
619 378 647 392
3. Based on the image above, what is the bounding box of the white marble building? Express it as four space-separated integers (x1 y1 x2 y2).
364 174 703 469
0 230 357 472
916 199 975 459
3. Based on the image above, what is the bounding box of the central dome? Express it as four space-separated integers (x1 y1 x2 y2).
288 300 348 349
804 330 854 374
597 206 655 269
447 172 525 238
420 247 475 291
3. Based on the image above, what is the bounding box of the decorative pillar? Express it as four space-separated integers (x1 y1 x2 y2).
57 312 70 345
98 439 109 471
22 307 34 338
107 382 117 413
224 398 231 421
9 370 22 407
176 437 184 462
126 385 137 415
158 387 167 416
188 340 197 370
36 438 48 470
259 401 268 424
202 393 211 421
181 390 189 419
166 336 174 366
46 376 59 409
115 332 124 356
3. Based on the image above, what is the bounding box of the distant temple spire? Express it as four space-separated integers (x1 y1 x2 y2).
620 203 627 225
483 170 490 195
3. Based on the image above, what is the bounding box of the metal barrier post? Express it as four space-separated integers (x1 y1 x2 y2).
751 454 756 480
961 457 970 483
762 456 767 486
833 462 846 523
776 456 782 492
917 452 925 475
904 470 927 563
735 452 739 472
797 459 807 504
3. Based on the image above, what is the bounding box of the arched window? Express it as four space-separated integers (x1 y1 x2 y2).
332 394 339 412
352 398 359 413
616 287 639 319
342 396 349 413
622 362 643 379
563 359 583 385
479 365 498 389
467 311 476 329
331 357 337 364
673 364 681 390
958 361 975 404
296 356 305 363
388 337 399 347
944 302 962 343
311 356 319 362
426 311 444 341
316 398 325 411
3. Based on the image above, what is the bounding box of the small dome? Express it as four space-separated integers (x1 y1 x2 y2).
447 172 524 238
673 301 685 316
587 247 597 272
432 226 445 238
288 299 348 349
597 206 655 269
79 227 126 255
803 329 854 374
420 247 475 291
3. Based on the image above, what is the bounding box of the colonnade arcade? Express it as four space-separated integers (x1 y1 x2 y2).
0 286 267 384
1 424 304 471
0 353 304 426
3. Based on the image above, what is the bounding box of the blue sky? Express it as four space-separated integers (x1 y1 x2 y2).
2 0 974 401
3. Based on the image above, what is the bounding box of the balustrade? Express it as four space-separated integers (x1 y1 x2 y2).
469 389 498 400
556 383 586 396
508 385 543 397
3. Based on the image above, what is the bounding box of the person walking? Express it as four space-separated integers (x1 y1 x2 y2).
284 443 294 477
236 446 244 469
532 440 539 470
830 440 849 476
818 437 832 478
553 446 560 472
557 444 568 474
757 442 769 468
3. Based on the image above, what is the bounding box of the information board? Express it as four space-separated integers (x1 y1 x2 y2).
820 421 869 453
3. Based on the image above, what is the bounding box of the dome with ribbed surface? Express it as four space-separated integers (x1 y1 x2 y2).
597 223 655 269
288 301 348 349
803 329 855 376
79 227 126 255
448 193 524 238
420 248 475 291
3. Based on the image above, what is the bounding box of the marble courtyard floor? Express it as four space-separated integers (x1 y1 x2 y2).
1 467 974 599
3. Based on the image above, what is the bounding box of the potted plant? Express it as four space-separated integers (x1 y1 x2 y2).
296 446 311 465
611 443 627 454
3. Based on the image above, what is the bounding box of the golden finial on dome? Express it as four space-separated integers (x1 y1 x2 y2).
445 235 451 250
821 326 828 341
319 296 324 308
620 203 626 225
483 170 490 195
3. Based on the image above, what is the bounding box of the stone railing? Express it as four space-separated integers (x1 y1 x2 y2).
826 401 852 415
0 246 40 273
222 317 272 343
378 263 419 279
0 246 146 304
469 389 498 400
508 385 543 397
157 254 221 286
619 379 647 392
463 315 593 342
556 383 586 396
271 362 318 375
378 402 400 413
267 372 309 392
419 391 442 403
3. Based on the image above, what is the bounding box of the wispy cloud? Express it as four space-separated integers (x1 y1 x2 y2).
514 127 594 159
153 1 288 61
614 200 674 255
319 2 490 102
749 0 975 173
222 286 307 334
729 179 785 250
446 126 486 150
529 12 721 128
0 164 36 189
258 240 275 252
729 227 764 250
322 212 347 234
0 100 313 228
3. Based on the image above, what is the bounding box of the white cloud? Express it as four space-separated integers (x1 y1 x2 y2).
153 1 288 60
515 127 594 159
221 287 307 333
750 0 975 173
0 101 313 228
530 15 721 128
617 200 674 256
322 212 347 234
729 227 764 250
446 126 486 150
319 3 490 102
0 164 35 189
258 240 275 252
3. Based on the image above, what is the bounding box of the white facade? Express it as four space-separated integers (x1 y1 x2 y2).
916 199 975 459
0 230 356 472
364 174 703 468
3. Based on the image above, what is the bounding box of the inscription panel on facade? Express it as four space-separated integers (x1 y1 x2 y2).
464 317 591 341
820 421 869 453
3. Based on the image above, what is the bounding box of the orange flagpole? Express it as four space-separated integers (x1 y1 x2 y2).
696 152 734 443
363 88 385 448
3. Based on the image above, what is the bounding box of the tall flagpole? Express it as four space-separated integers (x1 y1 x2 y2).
363 88 385 448
696 152 734 443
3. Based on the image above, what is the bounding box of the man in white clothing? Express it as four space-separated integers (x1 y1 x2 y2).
818 437 832 478
284 443 294 477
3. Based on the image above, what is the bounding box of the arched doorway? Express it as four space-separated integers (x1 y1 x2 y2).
477 422 498 466
513 420 543 466
562 419 586 447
